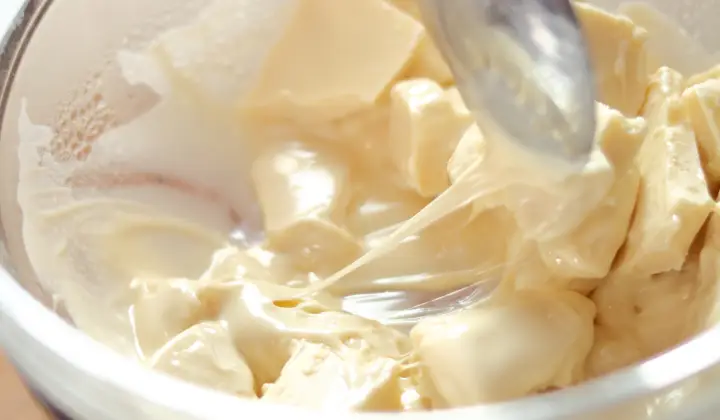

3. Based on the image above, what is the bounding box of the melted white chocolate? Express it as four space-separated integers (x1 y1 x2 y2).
261 340 406 410
15 0 720 414
148 321 257 398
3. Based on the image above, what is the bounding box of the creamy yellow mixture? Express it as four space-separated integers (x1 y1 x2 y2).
15 0 720 413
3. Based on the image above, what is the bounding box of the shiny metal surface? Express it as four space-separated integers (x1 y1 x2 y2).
420 0 596 167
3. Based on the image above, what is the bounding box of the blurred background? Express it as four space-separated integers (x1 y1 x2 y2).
0 353 49 420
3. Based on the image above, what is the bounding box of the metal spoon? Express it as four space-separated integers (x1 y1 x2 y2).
419 0 596 166
341 0 596 329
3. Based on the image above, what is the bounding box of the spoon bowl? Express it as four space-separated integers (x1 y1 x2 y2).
419 0 597 166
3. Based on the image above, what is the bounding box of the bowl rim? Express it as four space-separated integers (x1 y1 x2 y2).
1 0 720 418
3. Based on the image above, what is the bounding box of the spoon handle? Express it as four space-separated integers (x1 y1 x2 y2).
419 0 596 166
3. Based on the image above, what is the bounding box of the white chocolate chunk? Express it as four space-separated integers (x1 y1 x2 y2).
584 325 643 379
688 65 720 87
682 78 720 185
617 125 711 275
388 0 453 85
262 340 404 410
389 79 474 197
388 0 421 17
300 105 394 173
619 3 719 77
537 104 646 279
617 74 713 275
404 37 455 86
591 254 706 377
643 67 685 128
143 0 298 105
445 87 471 118
251 141 362 273
149 322 256 398
575 3 648 116
245 0 423 122
410 290 595 406
129 278 204 358
698 203 720 328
